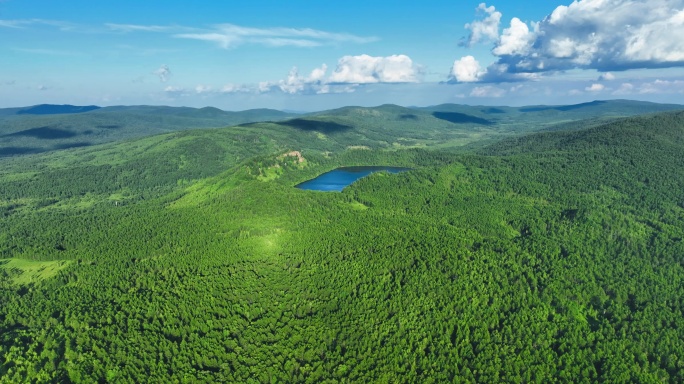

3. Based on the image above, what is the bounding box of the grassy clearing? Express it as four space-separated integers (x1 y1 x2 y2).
348 201 369 210
0 258 71 286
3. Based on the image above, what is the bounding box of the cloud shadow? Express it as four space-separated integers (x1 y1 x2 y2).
277 118 352 134
5 127 78 140
0 147 40 157
432 112 494 125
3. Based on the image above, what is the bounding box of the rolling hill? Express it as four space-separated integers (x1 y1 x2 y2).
0 104 684 382
0 105 297 158
2 100 681 159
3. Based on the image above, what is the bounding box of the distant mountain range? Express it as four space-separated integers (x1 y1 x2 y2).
0 105 298 157
1 100 682 158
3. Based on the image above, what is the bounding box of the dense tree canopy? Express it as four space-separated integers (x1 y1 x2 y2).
1 110 683 382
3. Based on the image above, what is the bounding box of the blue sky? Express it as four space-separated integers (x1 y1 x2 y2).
1 0 683 110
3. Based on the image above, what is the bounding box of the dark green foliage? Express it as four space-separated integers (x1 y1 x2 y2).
431 112 493 125
1 109 684 382
0 106 298 158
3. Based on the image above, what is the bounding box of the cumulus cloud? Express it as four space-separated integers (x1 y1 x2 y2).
500 0 684 72
450 56 485 82
492 17 536 57
598 72 616 81
462 3 501 46
174 24 378 49
453 0 684 83
585 83 605 92
154 65 171 82
169 54 419 97
275 65 330 94
328 54 419 84
613 83 635 95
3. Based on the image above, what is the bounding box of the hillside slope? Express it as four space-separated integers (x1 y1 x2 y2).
2 100 680 159
0 105 297 158
1 111 684 382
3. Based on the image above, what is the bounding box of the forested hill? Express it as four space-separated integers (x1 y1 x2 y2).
481 110 684 157
2 99 681 159
0 105 297 158
477 110 684 211
1 108 684 382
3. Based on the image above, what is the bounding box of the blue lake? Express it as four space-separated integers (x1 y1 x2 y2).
296 166 411 192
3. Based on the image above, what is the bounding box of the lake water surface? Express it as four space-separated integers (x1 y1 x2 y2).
296 166 411 192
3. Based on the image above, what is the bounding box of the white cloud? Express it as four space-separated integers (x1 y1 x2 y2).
585 83 605 92
154 65 171 82
455 0 684 83
598 72 616 81
613 82 635 95
0 19 73 30
450 61 542 83
610 79 684 95
165 55 418 97
106 23 173 33
258 82 272 93
195 85 212 94
220 83 252 93
277 66 324 94
638 79 684 94
470 85 506 97
503 0 684 71
492 17 535 57
164 86 187 97
450 56 485 82
309 64 328 82
328 54 419 84
0 19 29 28
174 23 378 49
463 3 502 46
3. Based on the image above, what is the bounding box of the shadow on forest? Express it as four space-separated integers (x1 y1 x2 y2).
53 142 92 150
277 118 352 134
0 147 40 157
0 142 93 158
481 108 506 114
432 112 493 125
4 127 77 140
399 114 419 120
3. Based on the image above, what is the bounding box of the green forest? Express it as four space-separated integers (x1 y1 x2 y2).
1 105 684 382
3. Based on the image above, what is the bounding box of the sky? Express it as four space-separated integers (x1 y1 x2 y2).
1 0 684 111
